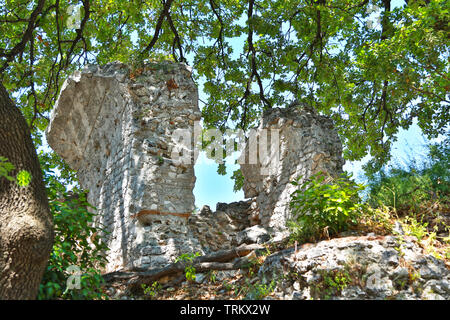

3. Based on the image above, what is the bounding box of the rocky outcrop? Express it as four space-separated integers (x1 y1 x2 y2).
46 61 202 272
240 104 344 232
259 235 450 300
188 201 253 252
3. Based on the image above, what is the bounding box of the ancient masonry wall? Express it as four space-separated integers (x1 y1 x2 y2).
188 201 253 252
240 105 345 231
47 63 345 272
46 62 204 272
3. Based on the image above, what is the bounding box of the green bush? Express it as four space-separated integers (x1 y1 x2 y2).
141 281 162 299
314 269 352 300
244 279 277 300
38 154 109 300
367 168 435 212
175 252 201 282
288 171 365 242
38 188 109 300
426 137 450 196
366 136 449 215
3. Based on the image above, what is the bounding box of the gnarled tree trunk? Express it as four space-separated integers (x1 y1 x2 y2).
0 82 53 299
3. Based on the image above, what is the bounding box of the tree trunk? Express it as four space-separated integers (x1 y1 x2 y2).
0 82 53 299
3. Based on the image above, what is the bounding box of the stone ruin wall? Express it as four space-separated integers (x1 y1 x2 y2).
240 105 345 232
46 62 204 272
47 62 344 272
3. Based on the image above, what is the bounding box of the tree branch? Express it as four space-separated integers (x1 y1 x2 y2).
102 244 264 293
0 0 46 71
239 0 272 129
166 13 185 62
140 0 174 56
209 0 227 65
64 0 91 68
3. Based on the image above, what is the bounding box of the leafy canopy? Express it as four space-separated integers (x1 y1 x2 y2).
0 0 448 179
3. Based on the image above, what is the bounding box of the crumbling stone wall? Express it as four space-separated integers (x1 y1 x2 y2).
240 104 344 232
188 201 253 252
47 62 345 272
46 61 203 272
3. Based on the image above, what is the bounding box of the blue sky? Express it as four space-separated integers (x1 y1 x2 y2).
194 152 244 211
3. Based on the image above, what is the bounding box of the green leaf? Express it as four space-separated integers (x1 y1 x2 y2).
16 170 32 187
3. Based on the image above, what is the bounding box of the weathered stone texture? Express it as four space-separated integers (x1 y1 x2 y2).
188 201 253 252
259 235 450 300
240 104 344 232
46 61 202 272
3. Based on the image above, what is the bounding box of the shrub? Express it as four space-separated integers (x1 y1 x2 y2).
38 187 109 300
366 136 449 215
288 171 365 242
37 153 109 300
358 205 394 235
366 168 435 214
244 279 277 300
314 269 352 300
426 137 450 196
402 216 429 242
175 252 201 282
141 281 162 299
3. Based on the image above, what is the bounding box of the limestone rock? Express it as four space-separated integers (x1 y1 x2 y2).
194 273 206 284
188 200 253 252
236 225 271 245
258 235 450 300
200 205 212 216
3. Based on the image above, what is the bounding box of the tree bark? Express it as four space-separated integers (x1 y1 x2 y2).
0 82 53 299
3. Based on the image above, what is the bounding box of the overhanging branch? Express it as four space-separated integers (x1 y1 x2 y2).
140 0 174 56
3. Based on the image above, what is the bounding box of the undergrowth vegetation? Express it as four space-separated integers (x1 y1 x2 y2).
175 252 202 282
288 172 365 242
366 138 449 217
37 154 109 300
288 137 450 260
